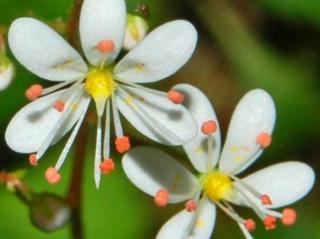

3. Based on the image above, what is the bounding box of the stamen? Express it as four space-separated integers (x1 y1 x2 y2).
231 174 262 199
281 208 297 226
45 167 61 184
256 132 272 148
244 219 256 232
215 200 244 222
264 215 277 230
260 194 273 205
28 154 38 166
25 84 43 101
185 199 197 212
42 80 77 95
54 98 90 171
111 94 124 137
154 189 170 207
97 40 115 53
115 136 131 154
201 121 217 135
53 99 65 112
117 87 182 143
207 134 214 170
167 90 184 104
35 89 84 160
115 77 166 97
103 100 111 159
234 184 266 220
99 159 115 175
94 116 103 188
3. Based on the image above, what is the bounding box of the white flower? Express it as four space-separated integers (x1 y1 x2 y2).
123 14 149 50
0 61 14 91
5 0 198 188
122 85 315 239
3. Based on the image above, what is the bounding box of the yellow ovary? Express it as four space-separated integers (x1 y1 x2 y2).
202 171 233 202
85 69 116 101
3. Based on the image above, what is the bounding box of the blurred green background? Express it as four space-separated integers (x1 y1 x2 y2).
0 0 319 238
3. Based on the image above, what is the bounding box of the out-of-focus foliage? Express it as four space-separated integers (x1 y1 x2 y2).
254 0 320 25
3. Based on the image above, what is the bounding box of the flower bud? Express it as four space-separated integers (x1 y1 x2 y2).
29 193 70 232
123 14 149 50
0 59 14 91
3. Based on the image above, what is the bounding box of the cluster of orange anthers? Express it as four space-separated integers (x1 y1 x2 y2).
153 186 297 233
244 195 297 232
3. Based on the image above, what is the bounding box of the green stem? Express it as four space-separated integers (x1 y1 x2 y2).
67 0 83 48
66 119 89 239
66 1 86 239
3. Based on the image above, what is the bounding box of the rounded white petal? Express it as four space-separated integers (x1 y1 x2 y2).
5 89 90 153
114 20 197 83
116 85 197 145
8 18 87 82
156 198 216 239
231 162 315 208
219 89 276 175
122 146 199 203
79 0 126 66
173 84 221 173
0 64 14 91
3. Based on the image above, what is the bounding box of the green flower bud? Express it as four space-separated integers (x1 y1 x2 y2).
29 193 70 232
123 14 149 50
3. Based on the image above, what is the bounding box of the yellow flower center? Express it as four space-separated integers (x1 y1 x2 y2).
85 69 116 101
202 171 233 202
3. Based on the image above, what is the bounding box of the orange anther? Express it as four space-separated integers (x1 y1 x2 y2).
28 154 38 166
185 199 197 212
154 189 170 207
282 208 297 226
44 167 61 184
97 40 115 53
99 159 115 175
260 194 273 205
244 219 256 232
54 100 65 112
167 90 185 104
256 132 272 148
264 215 277 230
25 84 43 101
201 120 217 135
115 136 131 154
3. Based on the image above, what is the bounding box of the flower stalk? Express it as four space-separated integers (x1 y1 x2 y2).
66 1 86 239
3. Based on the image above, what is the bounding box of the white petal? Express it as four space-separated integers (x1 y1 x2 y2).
8 18 87 81
231 162 315 208
116 85 197 145
122 146 199 203
219 89 276 175
79 0 126 66
156 198 216 239
174 84 221 173
114 20 197 83
5 89 90 153
0 64 14 91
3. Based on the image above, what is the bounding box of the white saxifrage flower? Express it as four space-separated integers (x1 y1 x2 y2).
5 0 198 188
122 85 315 239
